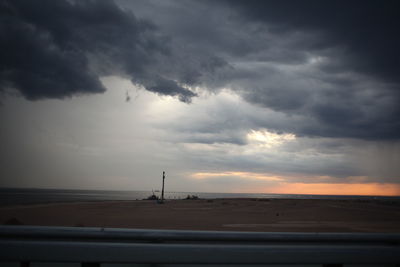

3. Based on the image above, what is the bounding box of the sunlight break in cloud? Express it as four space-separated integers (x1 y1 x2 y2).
190 172 283 182
247 129 296 148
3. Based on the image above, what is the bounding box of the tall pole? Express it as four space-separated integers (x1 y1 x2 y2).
161 171 165 202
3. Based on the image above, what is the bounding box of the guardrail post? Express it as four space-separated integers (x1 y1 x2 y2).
81 263 100 267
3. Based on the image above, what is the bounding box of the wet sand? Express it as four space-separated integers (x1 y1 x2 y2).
1 198 400 232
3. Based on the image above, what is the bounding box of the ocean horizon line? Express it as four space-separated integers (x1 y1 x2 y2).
1 186 400 198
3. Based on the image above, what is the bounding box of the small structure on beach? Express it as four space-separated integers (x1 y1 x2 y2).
145 172 166 203
146 190 159 200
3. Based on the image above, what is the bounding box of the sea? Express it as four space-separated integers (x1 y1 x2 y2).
0 188 399 206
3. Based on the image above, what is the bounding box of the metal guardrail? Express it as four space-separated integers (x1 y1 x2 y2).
0 225 400 266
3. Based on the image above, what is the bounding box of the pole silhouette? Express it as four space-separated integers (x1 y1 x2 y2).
161 171 165 202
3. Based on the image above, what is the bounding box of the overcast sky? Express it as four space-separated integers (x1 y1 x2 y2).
1 0 399 195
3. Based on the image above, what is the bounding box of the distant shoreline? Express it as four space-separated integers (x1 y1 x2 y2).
2 187 399 197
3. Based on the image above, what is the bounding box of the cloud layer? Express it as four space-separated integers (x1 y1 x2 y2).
0 0 228 102
0 0 399 193
221 0 400 140
151 0 400 140
2 0 399 140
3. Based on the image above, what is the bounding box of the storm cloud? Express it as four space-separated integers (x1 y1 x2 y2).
221 0 400 140
0 0 227 102
2 0 399 139
114 0 400 141
226 0 400 83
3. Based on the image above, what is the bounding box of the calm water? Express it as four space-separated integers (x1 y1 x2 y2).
0 188 399 206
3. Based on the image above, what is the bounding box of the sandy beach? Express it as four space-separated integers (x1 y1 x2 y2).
1 198 400 232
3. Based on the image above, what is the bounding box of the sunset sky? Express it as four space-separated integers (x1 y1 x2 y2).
1 0 399 196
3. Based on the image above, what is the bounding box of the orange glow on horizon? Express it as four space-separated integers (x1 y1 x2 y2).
189 171 400 196
265 183 400 196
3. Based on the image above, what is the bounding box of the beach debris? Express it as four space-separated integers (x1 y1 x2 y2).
185 194 199 200
145 190 159 200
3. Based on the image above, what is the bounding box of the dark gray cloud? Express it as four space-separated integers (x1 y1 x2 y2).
225 0 400 82
232 66 400 140
221 1 400 140
0 0 228 102
123 0 400 140
203 1 400 140
1 0 399 141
